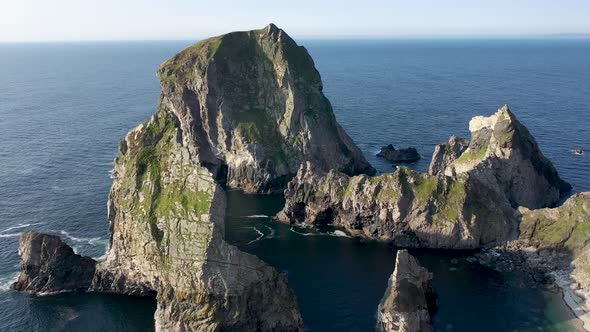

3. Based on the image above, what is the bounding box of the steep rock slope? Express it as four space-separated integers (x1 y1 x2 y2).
377 250 435 332
91 107 303 331
156 23 374 193
443 105 571 208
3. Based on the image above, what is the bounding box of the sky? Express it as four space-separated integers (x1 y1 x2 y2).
1 0 590 42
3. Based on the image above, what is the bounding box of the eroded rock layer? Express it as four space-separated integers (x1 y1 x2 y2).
156 23 374 193
377 250 435 332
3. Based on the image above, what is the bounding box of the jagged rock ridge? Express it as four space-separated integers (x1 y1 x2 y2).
443 105 571 208
278 106 570 249
377 250 435 332
156 23 374 193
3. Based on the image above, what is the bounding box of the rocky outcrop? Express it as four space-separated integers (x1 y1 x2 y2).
428 136 468 176
156 23 374 193
11 232 97 293
377 145 420 163
519 192 590 289
92 107 303 330
277 161 517 249
278 106 568 248
377 250 435 332
441 105 571 208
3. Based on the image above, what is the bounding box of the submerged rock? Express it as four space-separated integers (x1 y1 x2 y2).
377 145 421 163
377 250 435 332
441 105 571 208
156 23 374 193
11 232 96 293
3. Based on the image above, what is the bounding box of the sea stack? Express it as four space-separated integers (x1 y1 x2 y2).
11 232 97 293
156 23 374 193
377 250 435 332
377 145 421 163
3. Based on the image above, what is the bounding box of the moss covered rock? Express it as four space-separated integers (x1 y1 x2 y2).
277 161 517 249
90 105 302 331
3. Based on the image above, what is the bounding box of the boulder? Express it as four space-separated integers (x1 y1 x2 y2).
377 145 421 163
377 250 435 332
11 232 96 293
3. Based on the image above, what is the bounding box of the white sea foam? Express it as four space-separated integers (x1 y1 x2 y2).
0 222 44 234
263 225 275 238
0 272 20 291
247 227 265 244
59 230 102 244
108 168 115 179
289 227 315 237
245 214 269 218
329 230 351 238
0 233 21 238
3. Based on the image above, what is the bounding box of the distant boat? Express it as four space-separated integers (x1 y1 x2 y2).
572 149 585 155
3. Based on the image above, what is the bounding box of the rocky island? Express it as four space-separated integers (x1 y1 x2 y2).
10 23 590 332
377 145 421 163
377 250 435 332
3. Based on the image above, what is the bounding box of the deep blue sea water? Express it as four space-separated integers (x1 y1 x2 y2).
1 39 589 331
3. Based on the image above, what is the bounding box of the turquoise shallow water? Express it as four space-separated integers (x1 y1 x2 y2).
0 39 588 331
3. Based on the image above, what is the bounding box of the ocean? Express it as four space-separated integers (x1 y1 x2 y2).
0 39 588 331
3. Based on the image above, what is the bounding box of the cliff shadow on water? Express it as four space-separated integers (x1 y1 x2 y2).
223 189 582 331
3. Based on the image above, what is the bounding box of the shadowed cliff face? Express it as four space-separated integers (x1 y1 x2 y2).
155 23 374 193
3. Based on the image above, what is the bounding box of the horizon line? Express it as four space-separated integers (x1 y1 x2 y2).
2 33 590 43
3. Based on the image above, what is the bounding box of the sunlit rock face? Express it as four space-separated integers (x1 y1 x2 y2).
156 23 374 193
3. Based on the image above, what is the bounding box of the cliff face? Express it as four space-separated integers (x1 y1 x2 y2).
156 23 374 193
377 250 435 332
442 105 571 208
277 162 517 249
11 232 96 293
91 106 302 331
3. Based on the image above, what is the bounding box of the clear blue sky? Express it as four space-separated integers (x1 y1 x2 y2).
1 0 590 41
